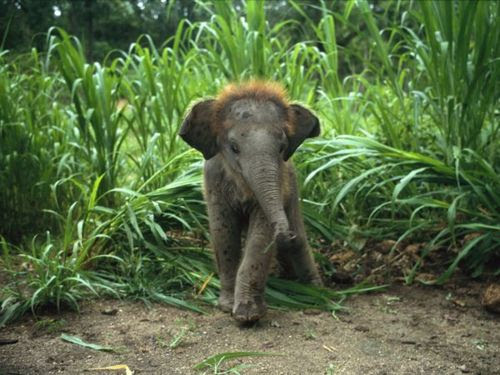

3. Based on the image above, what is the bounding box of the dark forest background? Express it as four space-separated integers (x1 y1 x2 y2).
1 0 400 65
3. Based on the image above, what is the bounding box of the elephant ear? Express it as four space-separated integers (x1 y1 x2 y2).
179 99 218 160
285 104 320 160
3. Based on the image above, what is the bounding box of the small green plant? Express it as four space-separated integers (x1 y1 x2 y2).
194 351 280 374
32 318 66 335
201 359 251 375
473 339 488 351
303 324 318 341
325 363 337 375
168 327 188 349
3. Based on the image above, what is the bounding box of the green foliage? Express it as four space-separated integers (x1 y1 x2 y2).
49 28 128 197
0 49 77 240
1 0 499 325
302 136 499 281
194 351 281 373
410 1 499 163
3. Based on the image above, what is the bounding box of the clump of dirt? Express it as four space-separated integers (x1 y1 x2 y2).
1 282 498 374
482 283 500 313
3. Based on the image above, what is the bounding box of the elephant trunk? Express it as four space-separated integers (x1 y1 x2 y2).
244 156 296 246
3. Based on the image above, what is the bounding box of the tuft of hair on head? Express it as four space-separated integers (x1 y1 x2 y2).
213 80 290 120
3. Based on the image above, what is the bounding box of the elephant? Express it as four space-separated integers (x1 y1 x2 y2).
179 81 322 323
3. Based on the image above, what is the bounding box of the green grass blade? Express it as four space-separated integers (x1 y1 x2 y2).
60 333 115 352
194 351 281 370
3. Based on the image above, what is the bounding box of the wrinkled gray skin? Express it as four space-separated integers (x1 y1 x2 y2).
180 97 322 323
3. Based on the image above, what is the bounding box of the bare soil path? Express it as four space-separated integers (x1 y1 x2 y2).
1 283 498 375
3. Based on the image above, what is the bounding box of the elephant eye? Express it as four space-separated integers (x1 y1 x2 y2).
230 142 240 154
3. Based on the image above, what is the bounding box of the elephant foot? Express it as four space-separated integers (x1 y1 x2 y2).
232 296 267 323
297 268 324 287
218 291 234 313
308 275 324 287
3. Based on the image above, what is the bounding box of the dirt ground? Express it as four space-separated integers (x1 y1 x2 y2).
1 282 498 375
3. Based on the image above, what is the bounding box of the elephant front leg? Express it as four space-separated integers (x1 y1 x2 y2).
233 210 274 323
207 201 242 313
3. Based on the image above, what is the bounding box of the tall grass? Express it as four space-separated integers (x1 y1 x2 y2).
49 28 128 199
0 49 79 240
411 1 499 163
1 0 498 325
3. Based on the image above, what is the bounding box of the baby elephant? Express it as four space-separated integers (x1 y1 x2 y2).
180 81 322 322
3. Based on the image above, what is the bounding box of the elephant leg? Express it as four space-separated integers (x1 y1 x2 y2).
206 197 242 313
233 209 274 323
278 195 323 286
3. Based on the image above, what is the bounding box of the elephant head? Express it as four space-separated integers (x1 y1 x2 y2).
179 82 320 245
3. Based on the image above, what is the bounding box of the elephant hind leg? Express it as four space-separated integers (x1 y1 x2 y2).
276 235 323 286
277 197 323 286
